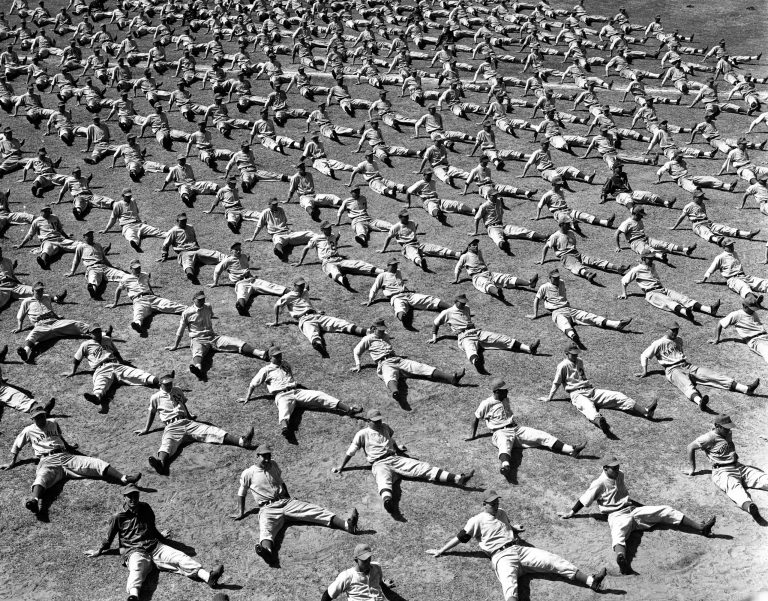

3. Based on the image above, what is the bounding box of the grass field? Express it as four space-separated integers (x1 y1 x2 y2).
1 0 768 600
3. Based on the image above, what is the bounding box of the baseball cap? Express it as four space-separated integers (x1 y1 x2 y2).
353 543 373 560
294 277 306 286
121 187 132 197
714 414 736 429
468 238 480 246
40 205 51 213
454 293 468 303
483 489 502 504
269 198 279 207
159 373 174 384
177 212 187 220
268 346 283 358
130 259 141 268
565 343 580 354
122 483 141 496
255 443 274 455
602 456 620 468
721 238 734 247
556 212 573 224
240 141 250 148
373 317 386 330
667 320 680 330
230 242 242 250
192 290 205 300
32 282 44 291
398 210 409 218
319 220 332 230
311 130 321 138
549 269 560 277
692 189 706 199
490 378 507 392
387 258 399 266
83 230 94 237
88 323 102 333
639 249 655 259
366 408 382 422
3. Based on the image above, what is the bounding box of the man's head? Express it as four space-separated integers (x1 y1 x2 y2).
88 323 103 342
454 293 468 308
548 268 560 284
268 345 283 365
159 372 174 391
482 489 501 516
353 543 373 574
564 343 580 361
31 405 47 429
714 413 735 435
602 456 620 479
122 483 141 510
387 258 398 273
193 289 205 307
490 377 507 400
666 320 680 340
176 212 188 228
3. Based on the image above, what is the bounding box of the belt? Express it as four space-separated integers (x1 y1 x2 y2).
133 292 152 299
37 312 57 321
665 360 689 369
258 496 290 508
490 540 517 557
713 461 737 469
39 449 66 457
375 353 396 363
165 416 187 425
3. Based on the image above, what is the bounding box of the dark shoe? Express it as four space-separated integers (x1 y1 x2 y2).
699 395 709 411
571 441 587 457
124 473 142 485
129 241 142 253
646 396 658 419
208 564 224 588
458 469 474 486
24 497 40 514
702 516 716 537
189 363 204 380
148 455 165 474
83 392 101 406
617 553 630 575
346 507 359 533
0 344 7 363
499 462 511 476
130 322 144 335
591 567 607 590
529 339 540 355
16 347 30 363
748 503 762 523
617 318 632 331
383 497 394 513
255 543 275 565
242 426 255 447
36 255 49 270
747 378 760 395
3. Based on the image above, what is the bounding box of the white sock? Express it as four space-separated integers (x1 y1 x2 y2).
586 576 594 587
238 437 245 446
198 568 210 583
129 588 140 597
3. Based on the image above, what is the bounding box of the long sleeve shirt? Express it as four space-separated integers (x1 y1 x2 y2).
99 502 162 556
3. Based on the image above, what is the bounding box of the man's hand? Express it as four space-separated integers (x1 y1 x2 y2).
236 397 250 405
165 345 177 351
84 549 101 558
616 293 627 300
229 513 245 521
0 463 14 470
160 529 172 539
331 465 344 473
537 396 551 402
557 510 575 519
426 549 442 558
634 372 647 378
349 365 361 373
265 321 279 327
134 429 147 436
682 467 695 476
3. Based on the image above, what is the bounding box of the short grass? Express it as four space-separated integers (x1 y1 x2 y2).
1 0 767 600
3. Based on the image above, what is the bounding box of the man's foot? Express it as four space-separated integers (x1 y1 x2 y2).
281 425 291 439
665 198 677 208
311 340 330 358
529 339 541 355
747 378 760 395
586 272 597 284
458 469 475 486
591 567 607 590
685 243 697 256
646 396 658 419
242 426 255 447
383 497 394 513
83 392 101 406
699 395 710 411
729 181 737 192
24 497 40 514
453 368 466 385
130 322 144 335
54 289 67 303
571 441 587 457
235 300 250 317
606 213 615 228
346 507 359 533
255 543 276 565
127 596 139 601
529 273 539 288
16 347 31 363
747 229 760 239
702 516 716 537
124 473 142 485
148 455 165 475
208 564 224 588
36 255 49 270
617 318 632 331
748 503 763 523
500 462 511 476
617 553 630 575
129 241 142 253
189 363 204 380
0 344 7 363
347 405 363 415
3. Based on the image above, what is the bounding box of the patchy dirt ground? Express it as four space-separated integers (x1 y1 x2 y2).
0 0 767 600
